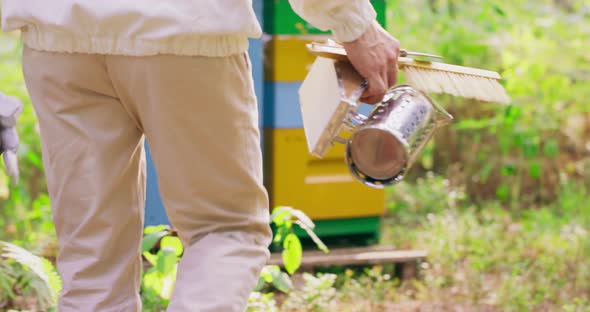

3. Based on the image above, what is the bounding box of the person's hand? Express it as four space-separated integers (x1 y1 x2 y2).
0 93 23 184
342 20 400 104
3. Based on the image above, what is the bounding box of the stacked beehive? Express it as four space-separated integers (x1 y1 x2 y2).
262 0 388 244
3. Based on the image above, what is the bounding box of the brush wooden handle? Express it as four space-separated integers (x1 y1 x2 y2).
306 42 442 61
305 42 501 80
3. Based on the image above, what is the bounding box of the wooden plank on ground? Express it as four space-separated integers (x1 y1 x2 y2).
267 246 427 268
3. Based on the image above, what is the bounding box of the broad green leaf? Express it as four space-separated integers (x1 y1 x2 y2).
501 164 516 176
499 133 512 154
141 268 163 294
480 163 494 182
522 138 539 158
160 236 184 257
543 140 559 157
512 132 523 147
141 265 177 300
273 226 286 243
144 225 170 235
295 220 329 254
491 4 506 16
504 105 522 124
270 206 293 226
32 194 50 209
290 208 315 230
159 266 177 300
529 161 542 179
26 151 43 168
496 184 510 201
142 251 158 266
260 265 279 283
271 271 293 293
254 276 266 292
141 231 168 252
282 233 302 275
284 220 293 232
156 247 178 275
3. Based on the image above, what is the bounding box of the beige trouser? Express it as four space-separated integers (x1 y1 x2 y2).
21 46 273 312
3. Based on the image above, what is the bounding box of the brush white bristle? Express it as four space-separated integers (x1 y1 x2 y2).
402 66 511 104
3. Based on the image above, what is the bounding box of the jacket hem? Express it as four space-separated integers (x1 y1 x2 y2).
21 29 250 57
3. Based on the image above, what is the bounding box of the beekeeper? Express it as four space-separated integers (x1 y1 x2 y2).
0 1 400 311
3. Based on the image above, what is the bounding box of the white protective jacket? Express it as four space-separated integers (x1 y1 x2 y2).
1 0 377 57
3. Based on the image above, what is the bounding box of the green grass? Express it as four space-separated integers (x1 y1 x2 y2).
249 174 590 311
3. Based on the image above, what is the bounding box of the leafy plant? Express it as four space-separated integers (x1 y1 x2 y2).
140 225 183 305
247 291 278 312
254 264 293 294
250 206 331 303
562 298 590 312
0 241 61 311
381 177 590 311
140 207 330 310
389 0 590 207
281 273 338 312
270 206 328 275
